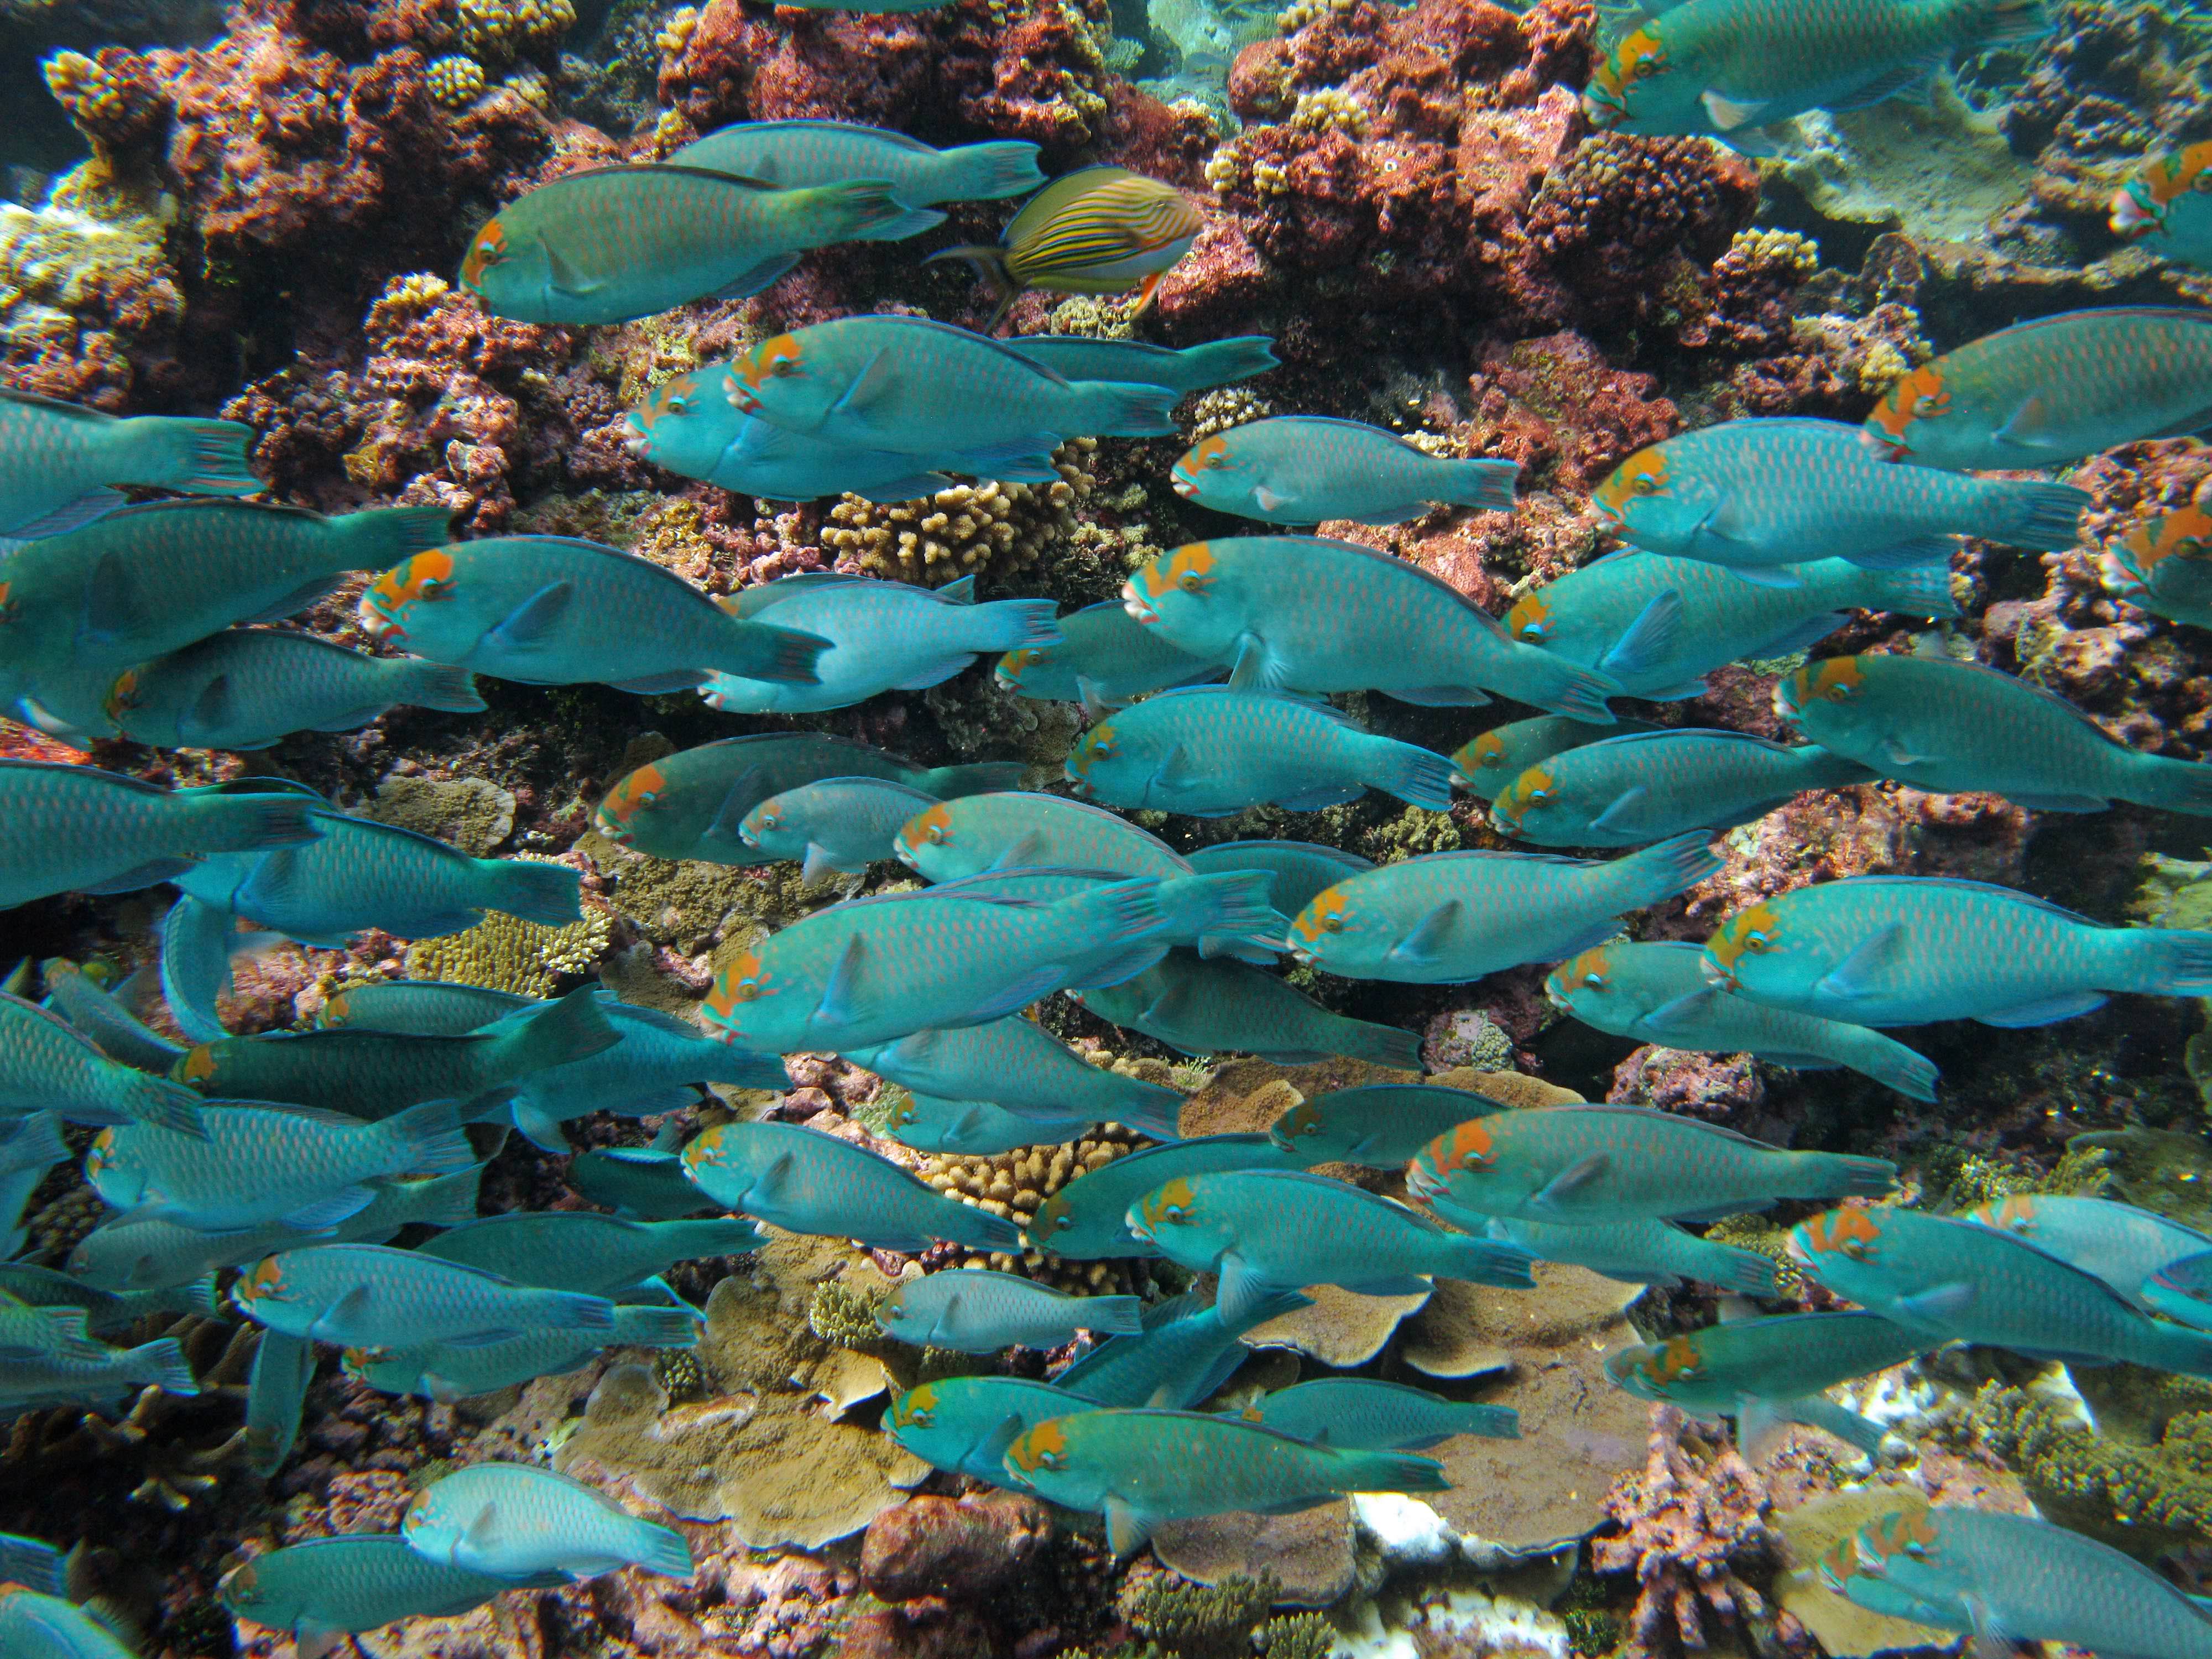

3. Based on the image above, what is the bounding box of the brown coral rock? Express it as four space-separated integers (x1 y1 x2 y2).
859 1490 1053 1604
1152 1502 1359 1608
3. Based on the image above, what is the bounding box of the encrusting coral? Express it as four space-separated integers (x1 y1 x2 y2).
403 870 613 995
823 441 1098 586
1976 1378 2212 1552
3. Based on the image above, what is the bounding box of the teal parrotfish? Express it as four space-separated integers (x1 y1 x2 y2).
416 1211 766 1300
0 388 257 541
1863 305 2212 469
2098 496 2212 631
1170 417 1517 526
886 1376 1103 1484
1546 941 1941 1102
674 120 1044 218
1004 1407 1447 1556
218 1535 550 1659
701 572 1059 713
1492 728 1874 846
459 164 932 324
1407 1103 1896 1223
232 1243 617 1349
729 315 1179 455
1055 1287 1312 1408
1452 715 1663 802
0 1333 197 1417
1072 951 1424 1071
1029 1134 1306 1260
874 1268 1144 1353
1268 1084 1507 1168
402 1463 693 1580
314 981 541 1036
0 758 319 911
2110 140 2212 272
994 598 1223 711
1788 1205 2212 1376
1591 418 2086 584
357 536 828 690
342 1304 699 1404
1124 538 1619 719
38 958 179 1073
1286 835 1723 983
1501 550 1958 701
0 1534 60 1597
1702 874 2212 1027
1604 1310 1931 1458
244 1327 313 1475
741 776 944 885
0 1580 137 1659
1127 1167 1536 1326
1777 651 2212 814
928 166 1203 322
1 992 207 1136
1004 334 1277 394
883 1094 1096 1155
680 1120 1022 1253
1237 1378 1517 1449
1183 839 1374 920
845 1016 1187 1141
1066 687 1457 816
565 1149 712 1221
0 1113 66 1259
1964 1193 2212 1318
1484 1211 1780 1295
592 733 1025 864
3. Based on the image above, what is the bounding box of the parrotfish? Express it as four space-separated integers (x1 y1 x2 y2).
994 599 1222 711
1124 538 1618 719
87 1098 472 1233
674 120 1043 216
1778 651 2212 814
1546 941 1940 1101
565 1148 714 1220
1030 1134 1306 1260
593 733 1024 864
0 1301 107 1365
884 1094 1096 1155
0 1113 66 1259
168 985 617 1121
1286 836 1723 984
1056 1287 1311 1408
702 572 1058 713
358 535 827 690
1702 874 2212 1027
315 982 535 1036
1452 716 1663 802
2098 497 2212 630
1067 687 1457 816
0 500 452 679
419 1212 764 1300
681 1120 1022 1253
343 1304 698 1403
1501 550 1958 701
1004 335 1277 394
846 1017 1186 1141
0 1583 132 1659
1863 306 2212 469
460 164 930 324
1582 0 2047 140
930 166 1203 321
0 1534 60 1596
1591 419 2086 583
698 869 1272 1053
1493 728 1874 846
1269 1084 1506 1168
1128 1168 1536 1326
0 759 319 912
2144 1250 2212 1331
1964 1193 2212 1318
1 992 206 1137
219 1535 545 1659
874 1267 1144 1353
886 1376 1103 1483
39 958 179 1073
67 1166 482 1292
740 777 942 885
729 315 1179 455
1004 1407 1447 1556
233 1243 617 1349
1183 840 1374 920
2110 140 2212 272
0 388 257 541
1238 1378 1517 1449
1603 1310 1930 1458
1787 1205 2212 1375
244 1328 314 1475
1171 418 1518 526
1407 1103 1895 1223
1072 951 1423 1071
0 1334 196 1417
403 1464 692 1580
1477 1210 1780 1295
1837 1504 2212 1658
0 1260 216 1333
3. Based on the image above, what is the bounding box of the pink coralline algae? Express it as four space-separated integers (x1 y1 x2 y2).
1608 1047 1765 1122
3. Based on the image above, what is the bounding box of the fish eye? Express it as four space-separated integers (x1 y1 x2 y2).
420 577 452 601
1632 476 1657 495
1914 394 1942 415
1179 573 1205 592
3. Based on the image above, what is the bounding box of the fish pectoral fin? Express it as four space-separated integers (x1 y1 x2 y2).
745 1150 799 1211
1892 1281 1977 1324
1727 565 1804 589
978 1413 1030 1467
1974 991 2107 1027
278 1187 378 1233
1103 1496 1156 1558
488 581 575 650
511 1101 575 1153
6 486 124 541
294 1623 344 1659
1876 737 1938 769
1227 635 1291 692
799 844 849 887
1149 742 1200 795
1213 1253 1281 1331
983 831 1046 872
1992 395 2062 450
712 253 802 300
464 1500 507 1553
442 1327 528 1349
964 964 1068 1024
1527 1153 1611 1217
1700 88 1769 130
1785 1395 1891 1456
541 239 610 298
181 675 237 745
708 766 767 844
815 935 869 1028
1588 786 1652 835
1386 899 1464 966
1599 589 1685 680
1253 484 1286 513
830 348 898 419
1809 924 1906 1004
1640 985 1721 1034
1734 1397 1791 1464
309 1283 377 1342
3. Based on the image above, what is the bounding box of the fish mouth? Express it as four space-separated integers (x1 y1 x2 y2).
2108 187 2156 238
622 426 651 457
1170 476 1196 498
1121 591 1157 625
1287 943 1316 967
1404 1164 1441 1200
1699 957 1736 990
1579 87 1625 128
356 599 399 643
1858 428 1906 462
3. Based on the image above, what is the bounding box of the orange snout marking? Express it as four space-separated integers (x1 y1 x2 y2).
102 669 141 727
1704 900 1780 983
1785 656 1866 711
1139 1177 1196 1228
1067 723 1117 777
734 333 804 390
1505 589 1553 643
2121 503 2212 576
179 1045 218 1086
1594 446 1670 517
367 549 457 615
460 219 509 289
1793 1206 1884 1262
1290 886 1351 945
1430 1117 1496 1177
707 951 770 1018
1866 366 1949 450
900 802 953 854
1005 1418 1069 1473
597 763 667 830
240 1257 287 1301
637 370 700 430
1556 946 1611 993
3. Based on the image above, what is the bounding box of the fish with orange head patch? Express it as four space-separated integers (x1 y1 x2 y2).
732 776 942 884
1451 715 1653 802
2110 140 2212 271
2101 499 2212 628
885 1375 1094 1481
0 985 209 1139
1265 1082 1506 1168
1162 416 1517 525
356 549 457 644
1959 1192 2212 1314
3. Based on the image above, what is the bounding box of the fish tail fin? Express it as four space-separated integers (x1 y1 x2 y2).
801 178 940 242
1155 870 1279 956
2124 927 2212 996
1436 456 1519 513
172 1273 223 1317
6 1110 67 1175
1506 645 1621 724
925 760 1029 797
122 415 261 497
940 140 1047 201
1338 1448 1449 1495
189 790 322 855
948 1201 1022 1252
2132 753 2212 818
1837 1029 1941 1102
502 983 620 1072
971 597 1063 654
732 621 831 686
2149 1321 2212 1379
1072 379 1181 440
1444 1234 1539 1290
397 1164 486 1227
380 1099 477 1178
1985 478 2091 551
1361 736 1457 811
1326 1015 1424 1072
1799 1151 1898 1201
129 1075 211 1140
401 661 489 715
0 1535 64 1598
611 1304 703 1346
129 1337 199 1396
922 243 1016 306
1086 1294 1147 1335
1611 832 1725 910
1859 560 1961 620
478 857 584 928
336 503 458 566
159 894 236 1044
1695 1241 1780 1296
1100 1078 1185 1140
1966 0 2052 45
1172 335 1280 387
627 1519 695 1579
531 1289 617 1332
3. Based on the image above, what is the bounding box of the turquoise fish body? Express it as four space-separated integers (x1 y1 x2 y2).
219 1535 545 1654
1241 1378 1516 1449
1005 335 1276 394
847 1016 1185 1140
1170 418 1516 526
2110 141 2212 273
0 1335 196 1417
895 790 1191 886
1072 951 1422 1071
0 388 255 541
886 1376 1101 1483
884 1094 1096 1155
1452 715 1662 802
418 1211 765 1297
1434 1202 1780 1295
674 121 1042 212
1492 728 1873 846
0 1583 135 1658
403 1463 693 1580
1269 1084 1507 1167
741 778 942 883
232 1243 617 1349
874 1267 1144 1352
0 1260 215 1333
1964 1192 2212 1315
994 599 1221 709
565 1149 712 1220
0 992 205 1136
1183 840 1373 920
1030 1134 1305 1260
342 1303 698 1402
1056 1287 1310 1408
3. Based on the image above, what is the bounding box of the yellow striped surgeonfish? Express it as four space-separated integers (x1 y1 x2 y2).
928 165 1202 325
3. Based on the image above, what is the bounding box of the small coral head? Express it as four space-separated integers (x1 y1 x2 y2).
593 762 666 844
1583 25 1666 127
360 550 458 643
1863 366 1949 460
895 801 953 865
1004 1417 1070 1474
1702 900 1780 988
1593 446 1671 520
1287 885 1351 963
1490 764 1553 834
1787 1205 1883 1269
460 217 510 291
1171 436 1228 498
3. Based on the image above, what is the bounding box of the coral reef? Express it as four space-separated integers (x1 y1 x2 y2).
1976 1377 2212 1553
921 1124 1151 1287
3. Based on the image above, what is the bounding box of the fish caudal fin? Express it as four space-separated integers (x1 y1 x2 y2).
1335 1447 1449 1496
1968 0 2053 47
503 984 621 1073
1363 736 1457 811
402 661 489 714
1438 457 1519 513
1086 1294 1147 1335
626 1520 695 1579
395 1165 487 1228
130 416 260 497
1837 1029 1940 1102
1610 831 1725 910
159 894 241 1045
338 504 458 568
1324 1014 1423 1071
1071 379 1181 440
529 1289 618 1331
1097 1078 1185 1140
2131 753 2212 818
128 1074 211 1140
927 760 1030 797
941 140 1048 201
380 1100 477 1178
1794 1151 1898 1202
1691 1239 1780 1296
1505 644 1620 724
1174 335 1280 388
972 598 1063 654
804 179 940 243
1155 870 1279 956
481 857 585 929
2125 927 2212 997
1444 1234 1539 1289
0 1535 63 1598
192 790 324 856
611 1304 703 1346
733 622 833 686
943 1199 1022 1252
1859 560 1961 621
129 1337 199 1396
1986 478 2092 552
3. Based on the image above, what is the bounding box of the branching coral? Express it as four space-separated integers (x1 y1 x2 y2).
923 1127 1147 1287
456 0 577 65
42 48 168 160
403 860 613 995
823 441 1096 586
1977 1380 2212 1550
1120 1566 1281 1657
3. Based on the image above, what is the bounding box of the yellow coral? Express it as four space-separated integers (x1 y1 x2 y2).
655 4 700 58
651 108 692 160
1203 140 1244 198
924 1125 1145 1287
1182 385 1273 440
822 441 1095 585
426 54 487 108
43 51 128 127
457 0 576 62
404 862 612 997
1724 226 1820 279
1289 87 1365 137
365 272 452 333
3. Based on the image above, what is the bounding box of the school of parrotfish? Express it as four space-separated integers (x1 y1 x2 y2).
7 11 2212 1647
